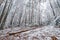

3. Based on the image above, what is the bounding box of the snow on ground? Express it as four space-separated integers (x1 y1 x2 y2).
0 25 60 40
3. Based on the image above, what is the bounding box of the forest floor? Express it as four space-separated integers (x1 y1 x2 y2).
0 25 60 40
